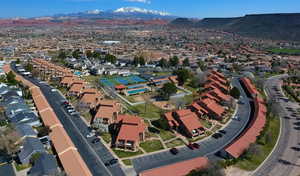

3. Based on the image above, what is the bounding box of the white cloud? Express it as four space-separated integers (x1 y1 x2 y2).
125 0 151 4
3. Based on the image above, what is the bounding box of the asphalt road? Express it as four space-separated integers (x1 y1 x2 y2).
11 63 126 176
132 77 252 173
253 75 300 176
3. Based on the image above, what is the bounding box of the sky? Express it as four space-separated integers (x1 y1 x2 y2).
0 0 299 18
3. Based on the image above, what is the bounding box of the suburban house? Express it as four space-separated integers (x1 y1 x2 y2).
68 81 86 97
27 153 59 176
78 88 102 109
115 114 147 151
197 98 226 120
170 109 204 138
18 137 46 164
93 100 121 132
16 124 38 141
60 75 76 87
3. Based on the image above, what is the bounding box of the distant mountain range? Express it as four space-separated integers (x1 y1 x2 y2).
170 13 300 41
37 7 176 20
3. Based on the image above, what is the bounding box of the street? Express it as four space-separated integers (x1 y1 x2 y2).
253 75 300 176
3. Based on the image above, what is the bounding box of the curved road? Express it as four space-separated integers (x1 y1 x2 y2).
253 75 300 176
132 78 252 173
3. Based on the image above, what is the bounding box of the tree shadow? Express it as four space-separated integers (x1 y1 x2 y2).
291 147 300 152
294 127 300 130
293 122 300 126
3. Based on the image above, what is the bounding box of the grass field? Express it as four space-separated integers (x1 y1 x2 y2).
268 48 300 55
159 129 176 141
112 149 143 158
100 133 112 143
166 138 185 148
122 159 132 166
128 103 163 119
140 140 164 153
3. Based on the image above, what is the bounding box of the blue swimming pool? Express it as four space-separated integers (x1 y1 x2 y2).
127 88 148 95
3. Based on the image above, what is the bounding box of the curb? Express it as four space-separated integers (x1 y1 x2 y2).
251 77 283 175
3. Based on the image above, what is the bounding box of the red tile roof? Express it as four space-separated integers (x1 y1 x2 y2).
139 157 209 176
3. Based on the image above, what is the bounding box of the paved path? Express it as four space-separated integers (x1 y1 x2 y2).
252 75 300 176
132 77 252 174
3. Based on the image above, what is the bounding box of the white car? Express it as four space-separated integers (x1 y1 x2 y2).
51 89 57 92
70 112 80 116
86 132 95 138
67 109 75 113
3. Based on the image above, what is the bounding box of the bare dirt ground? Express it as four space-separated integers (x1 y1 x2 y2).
153 101 175 110
225 166 251 176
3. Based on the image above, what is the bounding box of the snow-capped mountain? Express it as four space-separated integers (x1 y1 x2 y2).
113 7 171 16
86 9 102 15
48 7 176 20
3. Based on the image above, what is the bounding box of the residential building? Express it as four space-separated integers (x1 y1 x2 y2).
115 114 147 151
18 137 46 164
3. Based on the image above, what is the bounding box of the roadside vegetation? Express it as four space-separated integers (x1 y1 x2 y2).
268 48 300 55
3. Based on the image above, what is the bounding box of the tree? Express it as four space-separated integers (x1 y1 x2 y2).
30 152 42 165
72 49 81 59
58 50 67 60
174 69 190 86
6 71 18 85
189 75 200 88
133 56 145 66
197 60 207 71
16 58 20 64
0 126 22 156
246 143 262 157
25 63 33 72
159 82 177 100
230 87 240 99
105 54 117 64
86 50 93 58
183 58 190 67
169 56 179 67
158 58 168 68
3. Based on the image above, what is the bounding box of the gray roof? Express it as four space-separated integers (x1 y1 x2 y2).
27 153 58 176
16 124 37 139
10 111 39 125
18 137 46 164
5 103 31 119
0 164 16 176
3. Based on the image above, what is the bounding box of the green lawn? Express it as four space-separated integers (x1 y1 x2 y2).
112 149 143 158
122 159 132 166
200 119 212 129
128 103 163 119
140 140 164 153
166 138 185 148
100 133 112 143
14 163 31 171
211 124 222 133
268 48 300 55
236 115 280 171
159 130 176 141
82 112 92 124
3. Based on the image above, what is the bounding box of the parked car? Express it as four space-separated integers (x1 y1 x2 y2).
67 109 75 113
219 130 227 134
187 143 194 150
70 111 80 116
86 132 95 138
92 138 100 144
61 100 69 105
192 143 200 149
212 133 222 139
105 159 118 166
170 148 179 155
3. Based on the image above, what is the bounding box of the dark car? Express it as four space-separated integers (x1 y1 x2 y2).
219 130 226 134
61 101 69 105
92 138 100 144
109 159 118 165
105 159 118 166
212 133 222 139
192 143 200 149
170 148 179 155
187 143 194 150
